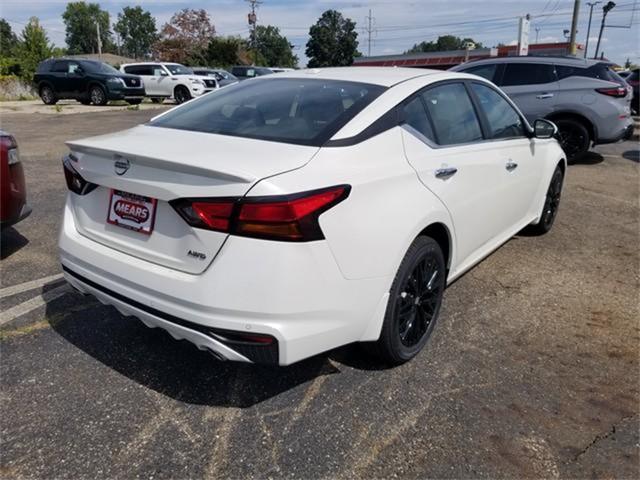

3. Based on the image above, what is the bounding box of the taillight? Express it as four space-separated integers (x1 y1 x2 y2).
0 135 19 165
62 156 98 195
171 185 350 242
596 86 627 97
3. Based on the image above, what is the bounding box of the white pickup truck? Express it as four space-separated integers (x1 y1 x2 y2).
120 62 218 104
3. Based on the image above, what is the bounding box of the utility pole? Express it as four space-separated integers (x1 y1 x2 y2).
96 20 102 57
246 0 262 65
584 1 601 57
595 1 616 58
568 0 581 56
364 9 375 56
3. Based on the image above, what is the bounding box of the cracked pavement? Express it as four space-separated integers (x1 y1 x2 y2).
0 109 638 479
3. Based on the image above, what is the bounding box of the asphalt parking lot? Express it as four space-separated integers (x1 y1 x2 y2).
0 108 638 479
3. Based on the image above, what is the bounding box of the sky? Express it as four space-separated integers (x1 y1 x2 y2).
1 0 639 66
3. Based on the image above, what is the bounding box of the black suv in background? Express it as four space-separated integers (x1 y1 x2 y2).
34 59 145 106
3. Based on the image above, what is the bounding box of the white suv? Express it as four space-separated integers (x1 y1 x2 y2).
120 62 215 104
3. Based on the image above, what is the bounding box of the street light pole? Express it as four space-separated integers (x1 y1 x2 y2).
595 1 616 59
568 0 581 56
584 1 601 57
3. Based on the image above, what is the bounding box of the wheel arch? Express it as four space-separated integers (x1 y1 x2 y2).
417 222 453 275
546 110 597 144
38 81 55 94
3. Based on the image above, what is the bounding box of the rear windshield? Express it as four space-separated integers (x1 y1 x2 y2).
149 78 386 146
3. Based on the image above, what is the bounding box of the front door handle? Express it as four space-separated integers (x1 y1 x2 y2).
506 161 518 172
435 167 458 179
536 93 554 99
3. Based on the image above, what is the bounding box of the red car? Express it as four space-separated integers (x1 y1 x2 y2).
1 131 31 229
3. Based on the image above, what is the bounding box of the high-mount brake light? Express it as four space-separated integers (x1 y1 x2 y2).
62 156 98 195
171 185 350 242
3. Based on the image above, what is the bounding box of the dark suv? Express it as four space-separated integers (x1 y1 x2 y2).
34 59 145 106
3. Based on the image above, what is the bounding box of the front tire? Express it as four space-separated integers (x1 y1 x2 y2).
528 166 564 235
39 85 57 105
555 118 590 161
89 85 108 106
370 236 446 365
174 86 191 104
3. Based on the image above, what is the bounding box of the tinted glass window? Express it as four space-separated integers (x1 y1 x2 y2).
52 61 69 73
422 83 483 145
402 96 434 142
150 78 385 146
502 63 555 86
465 64 498 82
471 83 525 139
152 65 167 76
67 62 81 74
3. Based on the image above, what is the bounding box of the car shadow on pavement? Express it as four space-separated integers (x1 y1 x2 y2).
0 227 29 259
622 150 639 163
46 299 345 408
570 152 604 165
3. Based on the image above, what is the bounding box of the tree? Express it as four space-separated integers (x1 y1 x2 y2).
305 10 359 67
406 35 483 54
254 25 297 68
204 36 247 68
62 2 113 54
154 9 215 64
114 6 157 59
16 17 53 80
0 19 18 56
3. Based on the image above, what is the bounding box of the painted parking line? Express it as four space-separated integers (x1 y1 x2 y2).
0 284 72 326
0 274 64 299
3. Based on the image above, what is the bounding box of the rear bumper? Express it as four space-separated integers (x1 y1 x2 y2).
0 203 31 229
59 201 389 365
597 119 634 144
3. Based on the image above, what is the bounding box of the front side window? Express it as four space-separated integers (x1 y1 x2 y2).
52 61 69 73
464 64 498 82
68 62 81 74
149 78 385 146
152 65 166 76
501 63 556 86
471 83 525 139
422 83 483 145
402 96 435 142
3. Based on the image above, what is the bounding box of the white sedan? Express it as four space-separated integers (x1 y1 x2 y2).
59 67 565 366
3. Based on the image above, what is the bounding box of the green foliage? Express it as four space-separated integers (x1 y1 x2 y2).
16 17 53 81
154 9 215 64
62 2 113 54
114 6 157 59
406 35 483 54
204 36 247 68
306 10 359 68
1 19 18 56
254 25 297 68
0 57 22 76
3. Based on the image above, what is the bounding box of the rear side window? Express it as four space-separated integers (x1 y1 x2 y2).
471 83 525 139
51 61 69 73
557 63 618 82
421 83 483 145
150 78 386 146
124 65 152 75
401 96 435 142
501 63 555 86
464 64 499 82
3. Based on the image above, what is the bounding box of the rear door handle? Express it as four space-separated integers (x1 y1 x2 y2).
536 93 554 99
435 167 458 179
506 161 518 172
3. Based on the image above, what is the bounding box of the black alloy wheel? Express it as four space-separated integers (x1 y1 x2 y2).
174 86 191 104
527 166 564 235
369 236 446 364
90 85 107 106
555 119 589 161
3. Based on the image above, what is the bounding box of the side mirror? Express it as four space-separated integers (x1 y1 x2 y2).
159 70 169 77
533 119 558 139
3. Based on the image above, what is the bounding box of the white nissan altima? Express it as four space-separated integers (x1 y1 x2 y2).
59 67 565 366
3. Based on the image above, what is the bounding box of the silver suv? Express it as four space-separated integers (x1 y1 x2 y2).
451 56 633 160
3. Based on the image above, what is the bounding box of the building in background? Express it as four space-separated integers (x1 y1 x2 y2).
354 42 586 70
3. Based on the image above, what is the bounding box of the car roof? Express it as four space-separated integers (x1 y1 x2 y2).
452 55 606 70
271 66 450 87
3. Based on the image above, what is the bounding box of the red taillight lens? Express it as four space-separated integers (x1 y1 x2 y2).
171 185 350 242
62 156 98 195
595 86 627 97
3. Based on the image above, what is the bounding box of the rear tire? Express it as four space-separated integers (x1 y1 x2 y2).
174 86 191 104
555 118 590 162
527 166 564 236
89 85 108 106
368 236 446 365
39 85 57 105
